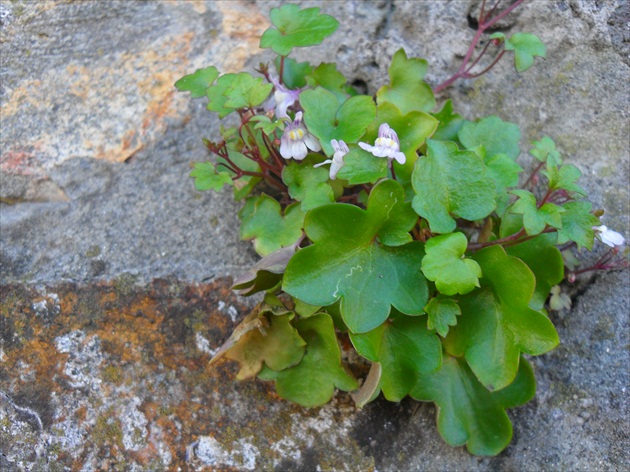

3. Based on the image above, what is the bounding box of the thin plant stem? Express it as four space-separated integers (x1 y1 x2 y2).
279 56 286 85
468 226 557 251
434 0 526 93
484 0 503 21
523 161 545 189
465 50 506 78
463 40 493 75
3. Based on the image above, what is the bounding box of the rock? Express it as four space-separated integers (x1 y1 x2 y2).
0 0 628 470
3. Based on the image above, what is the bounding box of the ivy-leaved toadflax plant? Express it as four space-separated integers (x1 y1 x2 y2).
175 2 629 456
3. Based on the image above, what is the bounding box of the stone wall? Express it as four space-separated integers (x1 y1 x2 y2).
1 1 628 470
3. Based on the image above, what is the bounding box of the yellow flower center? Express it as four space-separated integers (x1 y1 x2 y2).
289 128 305 141
375 137 396 149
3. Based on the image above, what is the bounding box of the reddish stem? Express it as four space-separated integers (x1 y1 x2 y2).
279 56 286 85
463 40 493 75
538 188 554 208
523 161 545 189
434 0 526 93
464 50 506 79
467 226 557 251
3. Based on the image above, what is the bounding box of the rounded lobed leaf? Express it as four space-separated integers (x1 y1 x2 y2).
458 116 522 160
376 48 436 114
350 313 442 401
282 156 335 211
239 194 305 256
260 4 339 56
301 87 376 156
283 180 428 333
412 140 496 234
411 356 536 456
447 245 559 391
175 66 219 98
425 297 462 338
225 312 306 380
421 233 482 296
258 314 358 407
190 162 233 192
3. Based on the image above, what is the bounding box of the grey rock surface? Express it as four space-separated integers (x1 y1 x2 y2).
1 0 628 470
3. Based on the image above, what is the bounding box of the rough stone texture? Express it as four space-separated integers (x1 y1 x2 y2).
1 0 628 470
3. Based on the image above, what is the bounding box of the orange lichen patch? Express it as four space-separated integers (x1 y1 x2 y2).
3 30 199 169
0 278 255 468
76 406 88 423
215 1 270 73
217 1 269 42
0 80 44 119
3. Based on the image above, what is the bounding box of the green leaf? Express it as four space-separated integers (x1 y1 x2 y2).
431 100 464 142
275 57 312 89
484 152 523 216
530 136 562 166
175 66 219 98
293 299 321 318
458 116 522 160
424 297 461 338
350 313 442 401
301 87 376 156
260 4 339 57
505 233 563 311
412 140 497 234
335 147 389 185
223 72 273 110
282 156 335 211
543 164 587 196
556 201 599 250
376 48 436 114
224 312 306 380
258 314 358 407
411 356 536 456
422 233 482 296
239 194 305 256
207 74 238 118
492 32 546 73
509 189 564 236
448 245 559 390
217 148 262 200
189 162 233 191
283 180 428 333
305 62 348 101
360 102 439 183
232 246 297 296
249 115 286 135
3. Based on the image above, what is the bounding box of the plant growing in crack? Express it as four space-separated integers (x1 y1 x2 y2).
175 1 628 456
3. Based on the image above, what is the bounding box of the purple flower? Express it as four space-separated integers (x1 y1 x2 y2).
280 112 321 160
358 123 406 164
314 139 349 180
267 74 300 119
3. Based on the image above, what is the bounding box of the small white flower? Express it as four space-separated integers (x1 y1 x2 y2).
279 111 321 160
358 123 406 165
593 225 625 248
314 139 349 180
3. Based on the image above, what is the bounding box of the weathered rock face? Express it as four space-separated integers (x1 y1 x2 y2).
1 0 628 470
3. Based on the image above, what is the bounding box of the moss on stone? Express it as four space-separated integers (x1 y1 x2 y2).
85 245 101 258
113 273 138 297
92 413 124 448
101 365 124 385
